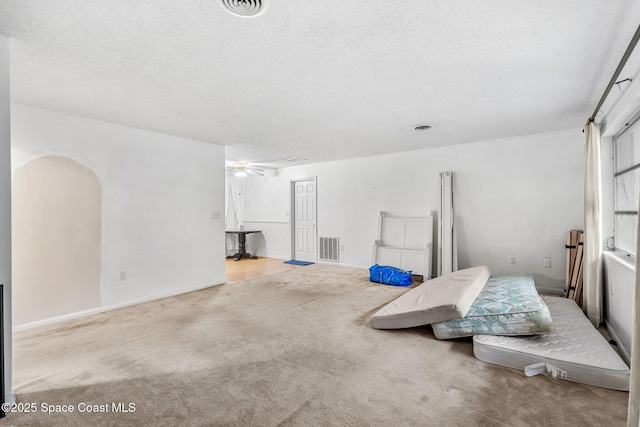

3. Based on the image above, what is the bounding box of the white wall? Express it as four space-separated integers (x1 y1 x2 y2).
603 252 634 362
242 128 584 293
0 35 14 403
11 104 227 329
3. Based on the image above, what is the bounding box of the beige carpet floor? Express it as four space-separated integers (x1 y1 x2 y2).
6 264 629 426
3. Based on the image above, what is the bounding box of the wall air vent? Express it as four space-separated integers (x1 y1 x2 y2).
319 237 340 262
218 0 264 17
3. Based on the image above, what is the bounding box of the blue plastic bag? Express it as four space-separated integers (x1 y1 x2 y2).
369 264 413 287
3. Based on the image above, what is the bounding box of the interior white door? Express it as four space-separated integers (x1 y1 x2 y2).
293 179 317 262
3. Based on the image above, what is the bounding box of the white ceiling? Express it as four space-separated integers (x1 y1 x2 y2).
1 1 639 168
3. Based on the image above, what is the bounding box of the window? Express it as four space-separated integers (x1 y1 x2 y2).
613 115 640 256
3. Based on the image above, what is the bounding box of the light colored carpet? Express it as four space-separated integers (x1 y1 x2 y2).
7 265 629 426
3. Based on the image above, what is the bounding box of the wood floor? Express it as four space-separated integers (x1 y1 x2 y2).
225 257 297 284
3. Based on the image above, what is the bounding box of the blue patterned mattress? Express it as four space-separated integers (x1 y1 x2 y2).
431 275 554 339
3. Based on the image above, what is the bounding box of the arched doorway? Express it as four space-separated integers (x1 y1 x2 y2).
12 156 102 326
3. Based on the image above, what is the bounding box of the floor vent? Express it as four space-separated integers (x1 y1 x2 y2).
319 237 340 262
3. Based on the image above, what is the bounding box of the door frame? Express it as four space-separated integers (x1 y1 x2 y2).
290 177 317 262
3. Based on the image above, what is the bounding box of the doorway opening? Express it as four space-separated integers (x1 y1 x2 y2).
12 156 102 327
290 177 317 263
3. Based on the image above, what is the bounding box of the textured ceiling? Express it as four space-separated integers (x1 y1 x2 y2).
1 1 639 168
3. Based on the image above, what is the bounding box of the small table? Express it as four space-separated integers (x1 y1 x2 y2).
226 229 262 261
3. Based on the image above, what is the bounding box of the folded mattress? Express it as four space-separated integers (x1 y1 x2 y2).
473 296 630 391
369 266 491 329
431 275 553 339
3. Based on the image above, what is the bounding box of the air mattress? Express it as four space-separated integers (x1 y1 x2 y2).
473 296 630 391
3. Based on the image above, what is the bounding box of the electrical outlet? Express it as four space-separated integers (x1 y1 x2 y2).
211 211 221 219
544 257 551 268
509 256 516 265
118 271 127 281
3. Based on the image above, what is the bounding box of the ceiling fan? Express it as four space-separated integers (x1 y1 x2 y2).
225 161 264 177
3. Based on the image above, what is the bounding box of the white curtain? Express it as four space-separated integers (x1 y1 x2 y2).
228 175 245 230
583 122 603 327
438 171 457 275
628 192 640 427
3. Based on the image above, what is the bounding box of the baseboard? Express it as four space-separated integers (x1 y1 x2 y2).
605 319 631 365
13 281 225 333
316 261 369 270
261 255 290 261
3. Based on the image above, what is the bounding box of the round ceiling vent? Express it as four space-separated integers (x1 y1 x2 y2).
219 0 264 17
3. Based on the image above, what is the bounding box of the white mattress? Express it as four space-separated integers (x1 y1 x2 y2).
369 266 491 329
473 296 630 391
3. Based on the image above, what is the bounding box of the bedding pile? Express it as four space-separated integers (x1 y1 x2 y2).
369 268 630 390
369 266 553 338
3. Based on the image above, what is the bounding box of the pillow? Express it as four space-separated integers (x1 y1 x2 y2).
369 266 491 329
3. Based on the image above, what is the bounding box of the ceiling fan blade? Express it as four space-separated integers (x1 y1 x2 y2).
245 169 264 176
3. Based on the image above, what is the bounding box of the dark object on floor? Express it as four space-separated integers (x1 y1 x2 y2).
284 260 315 266
369 264 412 287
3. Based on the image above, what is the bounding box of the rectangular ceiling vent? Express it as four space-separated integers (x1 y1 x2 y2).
319 237 340 262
